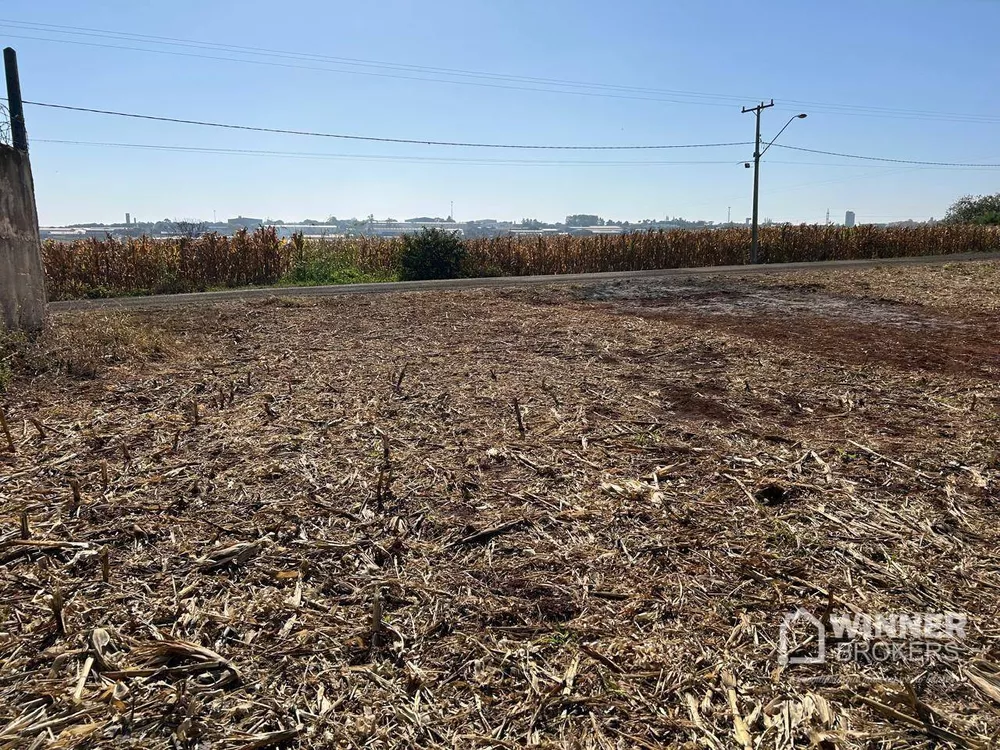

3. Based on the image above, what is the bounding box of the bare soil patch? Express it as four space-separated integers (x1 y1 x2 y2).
575 270 1000 378
1 263 999 748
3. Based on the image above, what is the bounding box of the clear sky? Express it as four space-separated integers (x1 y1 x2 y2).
2 0 999 225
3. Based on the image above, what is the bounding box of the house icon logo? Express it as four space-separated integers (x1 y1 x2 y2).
778 608 826 665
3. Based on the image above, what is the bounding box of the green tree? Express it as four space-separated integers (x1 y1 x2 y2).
944 194 1000 225
565 214 603 227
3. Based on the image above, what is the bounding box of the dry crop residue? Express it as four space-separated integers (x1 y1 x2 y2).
1 262 999 748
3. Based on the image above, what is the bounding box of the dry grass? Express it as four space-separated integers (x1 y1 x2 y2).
1 261 999 748
1 312 175 390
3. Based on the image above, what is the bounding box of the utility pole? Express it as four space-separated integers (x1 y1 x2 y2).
4 47 27 151
741 102 808 264
741 100 773 264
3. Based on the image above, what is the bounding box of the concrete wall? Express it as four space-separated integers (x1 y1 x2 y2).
0 144 46 331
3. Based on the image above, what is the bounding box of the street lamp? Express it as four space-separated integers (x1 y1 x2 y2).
742 102 808 264
763 113 808 157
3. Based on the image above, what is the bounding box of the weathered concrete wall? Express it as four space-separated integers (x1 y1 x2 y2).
0 144 46 331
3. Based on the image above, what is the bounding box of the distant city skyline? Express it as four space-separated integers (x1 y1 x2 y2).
4 0 998 226
52 204 944 226
41 208 936 243
46 209 925 228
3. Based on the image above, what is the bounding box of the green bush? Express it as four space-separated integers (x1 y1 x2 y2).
944 194 1000 225
398 228 467 281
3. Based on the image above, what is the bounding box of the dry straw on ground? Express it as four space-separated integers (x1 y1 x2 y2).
1 261 999 748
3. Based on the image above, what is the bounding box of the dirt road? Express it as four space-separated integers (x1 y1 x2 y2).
50 249 1000 310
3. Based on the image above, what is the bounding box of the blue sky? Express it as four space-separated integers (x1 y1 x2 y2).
3 0 999 225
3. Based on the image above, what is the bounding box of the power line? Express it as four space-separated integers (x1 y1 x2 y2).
11 95 998 166
4 18 1000 123
35 138 985 171
16 97 1000 166
0 31 741 108
776 105 999 125
16 99 752 150
681 160 986 211
772 143 1000 168
758 166 934 196
32 138 744 166
773 100 1000 125
0 20 744 104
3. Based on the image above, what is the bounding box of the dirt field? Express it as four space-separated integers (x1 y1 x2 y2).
2 260 999 748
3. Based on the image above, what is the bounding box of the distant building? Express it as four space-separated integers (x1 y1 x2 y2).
39 227 87 240
364 221 464 237
509 228 561 237
569 225 626 236
845 210 856 228
274 224 342 239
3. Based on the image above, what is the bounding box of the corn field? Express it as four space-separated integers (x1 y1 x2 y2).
463 224 1000 275
41 224 1000 300
42 227 289 300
